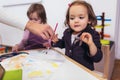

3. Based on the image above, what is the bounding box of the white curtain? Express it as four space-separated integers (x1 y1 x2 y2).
115 0 120 59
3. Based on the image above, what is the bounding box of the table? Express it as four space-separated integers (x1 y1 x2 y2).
94 42 115 80
0 48 107 80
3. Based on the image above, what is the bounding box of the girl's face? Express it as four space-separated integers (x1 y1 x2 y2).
29 12 41 23
69 5 90 34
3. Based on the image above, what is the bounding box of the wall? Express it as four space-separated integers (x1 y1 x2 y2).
0 0 73 46
0 0 117 46
115 0 120 59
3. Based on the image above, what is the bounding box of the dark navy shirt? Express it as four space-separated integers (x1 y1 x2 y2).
53 26 103 70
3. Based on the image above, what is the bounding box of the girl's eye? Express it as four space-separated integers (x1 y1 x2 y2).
34 18 38 21
79 17 84 19
29 18 39 21
70 17 74 20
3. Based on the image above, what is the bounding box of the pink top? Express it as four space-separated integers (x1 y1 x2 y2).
18 29 30 49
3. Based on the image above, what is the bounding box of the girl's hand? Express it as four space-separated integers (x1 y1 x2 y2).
43 42 51 48
43 34 58 48
80 32 93 45
12 44 19 52
51 34 59 43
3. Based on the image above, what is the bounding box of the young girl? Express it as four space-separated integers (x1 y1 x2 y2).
12 3 48 52
52 0 103 70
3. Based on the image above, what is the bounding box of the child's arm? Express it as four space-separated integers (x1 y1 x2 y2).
50 34 65 48
12 30 29 52
19 30 30 49
80 32 97 56
12 44 19 52
51 34 59 43
80 32 102 62
42 34 59 48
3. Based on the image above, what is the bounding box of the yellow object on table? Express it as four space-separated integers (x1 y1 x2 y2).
1 54 28 80
100 39 110 45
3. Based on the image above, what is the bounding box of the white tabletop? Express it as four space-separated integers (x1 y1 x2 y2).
21 48 102 80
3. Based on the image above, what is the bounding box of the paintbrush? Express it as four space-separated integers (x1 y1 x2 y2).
46 23 58 54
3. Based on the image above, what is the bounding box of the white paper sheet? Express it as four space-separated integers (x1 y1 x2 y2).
0 49 100 80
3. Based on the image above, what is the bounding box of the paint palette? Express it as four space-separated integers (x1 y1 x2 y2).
0 52 28 62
